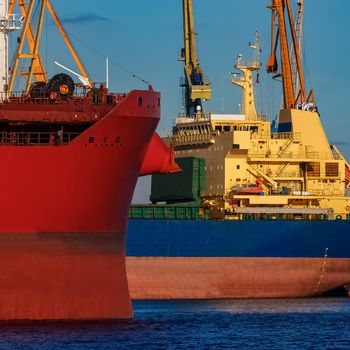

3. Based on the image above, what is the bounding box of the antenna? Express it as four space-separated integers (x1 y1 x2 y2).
106 57 109 89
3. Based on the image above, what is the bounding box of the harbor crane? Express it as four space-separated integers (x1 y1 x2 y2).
180 0 211 117
7 0 92 95
266 0 314 109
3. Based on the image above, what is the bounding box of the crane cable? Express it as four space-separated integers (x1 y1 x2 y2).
61 25 152 87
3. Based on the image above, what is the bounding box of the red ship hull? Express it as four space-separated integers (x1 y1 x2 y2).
0 89 160 320
127 257 350 299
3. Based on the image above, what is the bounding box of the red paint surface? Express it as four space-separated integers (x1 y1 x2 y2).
140 133 181 175
0 89 160 320
126 257 350 299
0 232 130 320
0 89 127 123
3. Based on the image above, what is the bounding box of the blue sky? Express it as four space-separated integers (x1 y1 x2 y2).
22 0 350 202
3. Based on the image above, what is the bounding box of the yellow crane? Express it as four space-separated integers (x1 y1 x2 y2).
8 0 92 94
180 0 211 117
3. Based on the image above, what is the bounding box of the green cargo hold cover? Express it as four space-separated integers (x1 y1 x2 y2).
150 157 205 205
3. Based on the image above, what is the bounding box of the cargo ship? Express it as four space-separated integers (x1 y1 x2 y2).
0 0 176 320
126 0 350 299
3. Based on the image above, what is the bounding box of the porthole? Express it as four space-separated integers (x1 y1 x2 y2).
138 97 143 106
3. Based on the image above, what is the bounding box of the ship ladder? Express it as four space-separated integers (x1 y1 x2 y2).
314 247 328 295
275 162 290 177
248 166 277 187
277 138 294 157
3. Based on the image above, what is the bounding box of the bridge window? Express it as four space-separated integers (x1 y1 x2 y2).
307 162 320 177
325 163 339 177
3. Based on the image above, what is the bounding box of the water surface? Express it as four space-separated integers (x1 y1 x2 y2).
0 298 349 349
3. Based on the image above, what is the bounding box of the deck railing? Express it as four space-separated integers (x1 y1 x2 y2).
0 131 80 146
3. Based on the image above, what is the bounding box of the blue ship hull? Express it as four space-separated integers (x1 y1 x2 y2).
127 220 350 258
125 220 350 299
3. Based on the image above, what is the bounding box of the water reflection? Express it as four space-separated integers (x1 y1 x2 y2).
134 297 350 315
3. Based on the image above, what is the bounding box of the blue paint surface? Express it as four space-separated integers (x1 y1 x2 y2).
278 122 292 132
126 220 350 258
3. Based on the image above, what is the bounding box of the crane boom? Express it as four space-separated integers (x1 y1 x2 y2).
290 0 304 96
8 0 92 94
11 0 46 82
181 0 211 116
266 0 308 109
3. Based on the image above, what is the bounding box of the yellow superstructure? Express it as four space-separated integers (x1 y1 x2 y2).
172 31 350 220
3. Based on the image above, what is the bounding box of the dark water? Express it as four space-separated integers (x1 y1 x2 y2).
1 298 350 349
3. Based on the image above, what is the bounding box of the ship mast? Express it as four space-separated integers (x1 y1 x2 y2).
230 31 262 120
7 0 92 95
180 0 211 117
0 0 9 95
0 0 21 98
